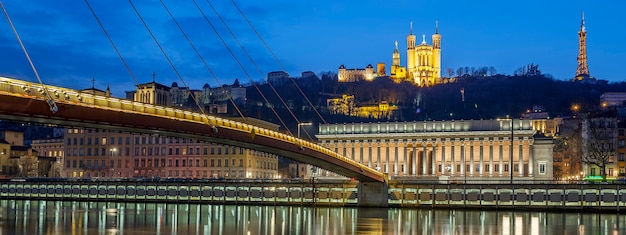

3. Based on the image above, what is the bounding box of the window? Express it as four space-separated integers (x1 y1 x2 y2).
538 161 546 175
609 168 615 177
504 164 509 172
514 164 519 172
620 153 625 162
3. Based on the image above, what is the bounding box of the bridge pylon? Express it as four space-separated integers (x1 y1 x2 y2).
357 182 388 207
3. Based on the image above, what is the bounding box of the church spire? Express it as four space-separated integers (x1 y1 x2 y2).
410 21 413 35
435 20 439 34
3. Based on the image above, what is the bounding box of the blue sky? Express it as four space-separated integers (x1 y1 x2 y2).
0 0 623 97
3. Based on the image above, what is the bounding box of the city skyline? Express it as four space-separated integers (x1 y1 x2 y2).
0 1 623 97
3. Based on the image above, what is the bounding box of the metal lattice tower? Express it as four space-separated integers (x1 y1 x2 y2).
575 11 590 80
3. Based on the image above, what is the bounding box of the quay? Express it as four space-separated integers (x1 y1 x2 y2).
2 179 626 212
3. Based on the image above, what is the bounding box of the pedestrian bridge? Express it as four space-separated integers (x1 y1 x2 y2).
0 77 385 183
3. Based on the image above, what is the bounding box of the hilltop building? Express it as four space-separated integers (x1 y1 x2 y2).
125 78 246 114
338 22 442 87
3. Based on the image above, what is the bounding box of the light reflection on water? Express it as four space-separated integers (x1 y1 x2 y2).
0 200 625 234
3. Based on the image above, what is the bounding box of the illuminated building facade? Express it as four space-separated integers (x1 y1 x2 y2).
326 95 398 120
400 22 441 86
337 64 375 82
61 126 279 179
338 22 442 87
317 120 554 181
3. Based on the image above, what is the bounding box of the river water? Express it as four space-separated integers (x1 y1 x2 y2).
0 199 624 234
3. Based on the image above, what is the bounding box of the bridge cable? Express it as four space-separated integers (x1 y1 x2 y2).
84 0 140 87
207 1 366 177
231 1 362 166
191 0 292 135
0 2 58 113
127 0 210 122
204 0 311 139
230 0 329 133
158 0 246 121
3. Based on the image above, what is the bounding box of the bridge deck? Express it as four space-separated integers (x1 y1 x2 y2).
0 77 384 182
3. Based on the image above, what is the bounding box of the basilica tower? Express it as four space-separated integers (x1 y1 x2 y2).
406 22 416 80
575 11 590 81
432 21 441 82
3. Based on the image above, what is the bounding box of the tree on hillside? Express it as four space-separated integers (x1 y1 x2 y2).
446 68 455 78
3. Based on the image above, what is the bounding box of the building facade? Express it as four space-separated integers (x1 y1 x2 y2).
582 111 618 179
61 128 279 179
31 138 64 177
316 120 554 181
338 22 441 87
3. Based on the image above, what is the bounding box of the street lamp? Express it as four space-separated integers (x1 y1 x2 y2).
462 142 466 184
296 122 313 178
509 117 513 184
109 147 117 178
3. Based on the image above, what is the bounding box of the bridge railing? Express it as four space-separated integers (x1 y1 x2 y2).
0 77 382 179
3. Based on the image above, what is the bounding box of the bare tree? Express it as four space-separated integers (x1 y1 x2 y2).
17 155 39 177
488 66 497 76
446 68 455 78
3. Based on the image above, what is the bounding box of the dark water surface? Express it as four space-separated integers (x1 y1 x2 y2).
0 199 625 234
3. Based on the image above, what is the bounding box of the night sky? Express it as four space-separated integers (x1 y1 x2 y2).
0 0 623 97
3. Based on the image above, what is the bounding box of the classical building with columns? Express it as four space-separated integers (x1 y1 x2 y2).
316 119 554 181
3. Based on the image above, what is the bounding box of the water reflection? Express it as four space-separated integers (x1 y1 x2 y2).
0 200 625 234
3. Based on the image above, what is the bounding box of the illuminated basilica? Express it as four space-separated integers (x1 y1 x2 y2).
338 22 442 87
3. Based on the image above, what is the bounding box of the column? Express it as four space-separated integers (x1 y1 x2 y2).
518 139 523 177
412 143 417 176
422 143 427 175
529 141 534 177
450 140 456 176
460 141 465 176
441 140 446 176
499 141 503 177
470 142 474 176
479 140 484 177
398 141 406 176
394 141 398 176
489 141 494 177
431 142 437 176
